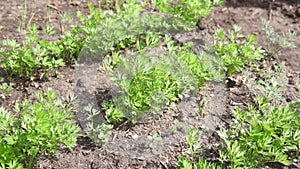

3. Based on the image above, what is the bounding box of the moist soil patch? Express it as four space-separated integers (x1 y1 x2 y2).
0 0 299 168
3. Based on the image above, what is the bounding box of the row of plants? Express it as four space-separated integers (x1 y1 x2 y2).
0 0 223 81
0 3 107 167
0 0 299 168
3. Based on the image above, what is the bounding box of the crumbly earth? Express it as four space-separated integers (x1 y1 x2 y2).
0 0 299 169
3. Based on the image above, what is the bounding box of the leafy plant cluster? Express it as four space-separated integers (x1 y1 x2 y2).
153 0 223 25
85 104 113 144
177 95 300 169
0 25 64 80
0 3 103 168
177 69 300 169
218 95 300 168
100 23 265 127
256 63 287 105
174 18 299 168
102 39 199 124
0 0 225 82
74 0 225 136
0 3 103 80
0 90 80 169
177 127 222 169
0 78 13 97
213 25 265 75
173 42 215 85
261 17 298 57
1 0 209 80
80 5 198 62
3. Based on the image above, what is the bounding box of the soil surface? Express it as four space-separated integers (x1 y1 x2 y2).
0 0 299 169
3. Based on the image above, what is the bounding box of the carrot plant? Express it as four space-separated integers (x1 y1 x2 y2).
213 25 265 75
261 17 298 57
99 26 232 125
177 127 222 169
102 45 197 124
0 83 13 97
0 90 80 169
153 0 223 25
167 41 214 85
85 104 113 144
0 25 65 80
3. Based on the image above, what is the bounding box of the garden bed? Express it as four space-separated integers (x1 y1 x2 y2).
0 0 299 168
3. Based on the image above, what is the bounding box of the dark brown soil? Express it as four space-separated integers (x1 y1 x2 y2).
0 0 299 169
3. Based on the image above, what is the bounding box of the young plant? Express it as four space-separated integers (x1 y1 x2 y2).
103 42 199 124
136 33 162 51
0 25 65 80
43 23 56 36
0 90 80 169
85 104 113 144
256 64 287 106
217 66 300 168
177 61 299 169
58 2 104 63
213 25 265 75
82 0 198 60
177 127 221 169
104 53 183 124
128 67 179 111
103 101 125 125
0 82 13 96
261 17 298 57
0 3 108 80
166 40 215 85
153 0 223 25
101 31 227 125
